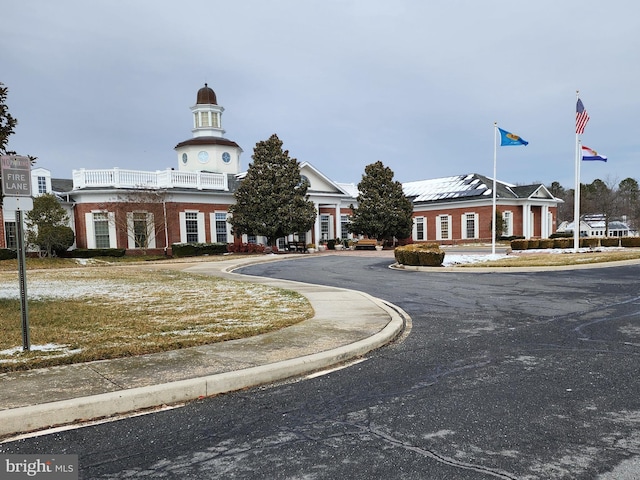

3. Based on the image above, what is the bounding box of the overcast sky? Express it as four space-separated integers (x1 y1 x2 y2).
2 1 638 190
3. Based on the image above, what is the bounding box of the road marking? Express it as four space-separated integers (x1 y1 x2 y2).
305 358 368 379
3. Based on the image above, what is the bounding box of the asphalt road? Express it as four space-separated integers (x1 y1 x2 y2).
2 255 640 479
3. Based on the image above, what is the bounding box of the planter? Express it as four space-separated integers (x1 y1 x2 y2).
335 245 343 251
375 245 383 251
307 248 316 254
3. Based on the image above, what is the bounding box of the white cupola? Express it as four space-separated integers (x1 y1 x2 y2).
191 83 225 138
174 84 243 174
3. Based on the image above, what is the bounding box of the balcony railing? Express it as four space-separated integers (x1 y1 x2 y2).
72 168 229 191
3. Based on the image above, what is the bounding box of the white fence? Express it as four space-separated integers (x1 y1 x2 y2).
72 168 229 191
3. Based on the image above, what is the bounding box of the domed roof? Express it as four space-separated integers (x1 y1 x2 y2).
196 83 217 105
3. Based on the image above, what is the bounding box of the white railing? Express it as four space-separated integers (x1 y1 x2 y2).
72 168 229 191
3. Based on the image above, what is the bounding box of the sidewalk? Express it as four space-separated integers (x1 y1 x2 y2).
0 255 406 440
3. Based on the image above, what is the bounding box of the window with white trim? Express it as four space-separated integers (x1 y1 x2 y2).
215 212 228 243
4 222 16 249
126 212 156 249
93 212 111 248
320 214 330 240
502 211 513 237
185 212 199 243
437 215 451 240
462 213 478 239
341 214 351 239
414 217 425 241
37 176 47 194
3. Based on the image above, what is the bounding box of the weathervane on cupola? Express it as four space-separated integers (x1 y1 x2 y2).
174 83 243 175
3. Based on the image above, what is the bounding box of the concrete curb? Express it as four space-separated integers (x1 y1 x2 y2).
0 257 406 438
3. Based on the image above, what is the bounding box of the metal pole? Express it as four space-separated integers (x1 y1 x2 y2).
492 122 498 256
16 208 30 351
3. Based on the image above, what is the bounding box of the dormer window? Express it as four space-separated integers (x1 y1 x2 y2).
37 176 47 194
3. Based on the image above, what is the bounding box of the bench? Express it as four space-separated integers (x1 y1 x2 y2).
285 241 307 253
354 239 378 250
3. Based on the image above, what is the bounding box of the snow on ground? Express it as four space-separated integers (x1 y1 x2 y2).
441 254 509 266
0 343 83 363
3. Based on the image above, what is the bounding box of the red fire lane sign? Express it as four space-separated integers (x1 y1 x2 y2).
1 155 32 196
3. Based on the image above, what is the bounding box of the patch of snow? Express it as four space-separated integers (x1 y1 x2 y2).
442 254 509 266
0 343 82 362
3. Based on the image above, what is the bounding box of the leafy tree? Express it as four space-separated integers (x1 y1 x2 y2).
25 194 74 257
228 134 316 247
348 161 414 242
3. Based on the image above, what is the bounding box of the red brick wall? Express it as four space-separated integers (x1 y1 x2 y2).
73 201 232 250
411 204 557 244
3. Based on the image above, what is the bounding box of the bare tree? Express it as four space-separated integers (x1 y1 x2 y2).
97 189 168 253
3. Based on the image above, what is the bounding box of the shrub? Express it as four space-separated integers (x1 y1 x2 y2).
621 237 640 248
172 243 230 257
417 250 445 266
580 238 599 248
528 239 540 249
64 248 127 258
394 243 445 267
600 237 620 247
550 231 573 239
510 239 529 250
538 239 554 249
0 249 17 260
553 238 573 249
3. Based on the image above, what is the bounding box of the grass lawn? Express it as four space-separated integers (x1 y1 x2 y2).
0 256 313 372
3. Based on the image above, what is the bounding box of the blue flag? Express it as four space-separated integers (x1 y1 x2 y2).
498 128 528 146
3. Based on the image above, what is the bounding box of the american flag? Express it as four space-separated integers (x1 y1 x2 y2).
576 98 590 134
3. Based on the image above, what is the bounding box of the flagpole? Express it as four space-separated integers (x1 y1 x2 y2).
492 122 498 255
573 90 581 252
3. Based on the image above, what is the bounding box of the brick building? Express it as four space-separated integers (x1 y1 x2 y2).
0 84 560 252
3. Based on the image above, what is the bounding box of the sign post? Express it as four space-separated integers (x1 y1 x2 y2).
1 155 32 351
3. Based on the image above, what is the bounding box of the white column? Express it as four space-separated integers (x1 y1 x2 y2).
541 205 549 238
313 202 321 244
523 204 532 238
335 204 342 239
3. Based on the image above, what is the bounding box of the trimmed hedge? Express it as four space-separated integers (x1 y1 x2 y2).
580 238 599 248
0 249 17 260
394 243 445 267
172 243 230 258
511 239 529 250
511 237 640 250
553 238 573 249
538 239 554 249
600 238 620 247
621 237 640 247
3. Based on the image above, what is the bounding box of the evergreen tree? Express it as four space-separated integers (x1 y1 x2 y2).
349 161 414 242
25 193 74 257
228 134 316 247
